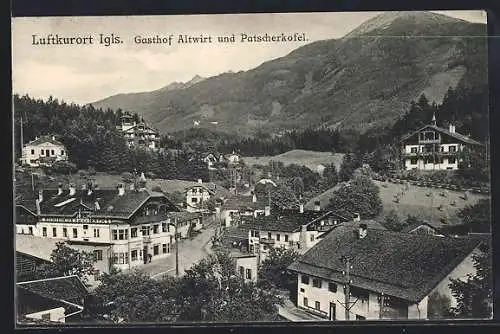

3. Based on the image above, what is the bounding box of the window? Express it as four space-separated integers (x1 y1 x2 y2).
113 252 129 264
410 147 417 153
276 234 280 241
153 224 159 234
28 227 33 235
63 228 67 237
284 235 289 242
448 157 456 164
73 228 78 238
42 227 47 237
315 301 321 310
268 232 271 239
61 150 65 155
303 297 309 307
239 266 244 277
410 158 418 165
449 145 457 152
51 150 55 155
131 228 138 238
112 230 118 240
356 314 366 320
329 283 338 293
246 268 252 279
131 250 138 261
31 149 35 154
300 288 305 293
52 227 57 237
93 228 100 238
142 226 149 236
41 313 51 320
93 250 103 261
94 269 101 280
83 224 88 230
153 245 159 255
40 150 44 156
312 278 322 288
162 244 168 254
301 275 310 285
162 223 168 232
191 198 198 203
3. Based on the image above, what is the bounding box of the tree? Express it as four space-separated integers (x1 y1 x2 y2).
338 153 361 182
383 209 404 232
34 241 96 284
327 175 383 219
175 251 283 322
92 269 179 323
258 247 298 291
322 163 339 189
427 291 452 319
448 246 492 318
457 199 491 233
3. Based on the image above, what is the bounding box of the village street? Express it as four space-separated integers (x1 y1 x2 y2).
131 217 218 279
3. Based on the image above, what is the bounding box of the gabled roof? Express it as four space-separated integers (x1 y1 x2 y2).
244 210 339 233
400 124 483 146
122 122 159 134
288 226 481 303
166 211 201 222
150 179 230 199
21 188 177 219
24 135 65 147
401 222 438 233
17 275 89 304
222 195 267 211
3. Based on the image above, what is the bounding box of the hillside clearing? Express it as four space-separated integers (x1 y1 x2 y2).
243 150 345 173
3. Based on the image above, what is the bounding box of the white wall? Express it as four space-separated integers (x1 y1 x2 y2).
25 306 66 323
22 143 67 166
235 256 258 283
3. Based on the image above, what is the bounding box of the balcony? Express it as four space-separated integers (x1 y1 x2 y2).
133 214 169 224
260 237 275 244
402 151 460 157
418 139 440 144
143 235 152 243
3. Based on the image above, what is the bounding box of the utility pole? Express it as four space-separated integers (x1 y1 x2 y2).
344 257 351 321
175 219 179 277
20 116 24 164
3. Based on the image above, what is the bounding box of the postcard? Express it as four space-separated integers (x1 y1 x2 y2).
12 11 492 326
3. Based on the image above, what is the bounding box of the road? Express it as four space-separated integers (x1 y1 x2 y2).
132 217 218 279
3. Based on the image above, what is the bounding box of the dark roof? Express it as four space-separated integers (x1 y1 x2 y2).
288 226 481 303
16 206 38 224
25 135 65 147
244 210 336 233
23 188 174 218
401 124 483 146
17 275 89 304
166 211 201 222
222 195 267 211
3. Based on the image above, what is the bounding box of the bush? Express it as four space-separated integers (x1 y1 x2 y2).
88 166 97 175
51 161 77 175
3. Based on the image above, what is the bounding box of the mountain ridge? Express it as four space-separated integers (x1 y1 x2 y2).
90 11 487 136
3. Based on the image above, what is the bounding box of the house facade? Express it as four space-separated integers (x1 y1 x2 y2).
233 253 258 283
117 112 160 151
288 224 482 320
21 135 68 167
221 194 266 227
15 183 201 273
400 115 482 171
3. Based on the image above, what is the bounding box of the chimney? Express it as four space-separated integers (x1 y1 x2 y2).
198 179 203 184
52 135 55 141
57 184 63 196
314 201 321 212
69 184 76 196
94 200 100 211
35 198 41 215
353 213 361 222
36 189 43 203
117 183 125 196
358 223 367 239
299 203 304 213
264 206 271 216
449 123 456 133
252 193 257 203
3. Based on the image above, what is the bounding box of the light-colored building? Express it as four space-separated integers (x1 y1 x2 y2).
117 112 160 151
400 115 483 171
15 183 202 274
21 135 68 167
220 193 266 227
288 224 484 320
232 252 258 283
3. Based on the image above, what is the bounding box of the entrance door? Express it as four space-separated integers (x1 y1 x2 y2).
143 246 148 264
329 302 336 321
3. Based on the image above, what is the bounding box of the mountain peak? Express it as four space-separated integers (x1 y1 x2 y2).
344 11 467 38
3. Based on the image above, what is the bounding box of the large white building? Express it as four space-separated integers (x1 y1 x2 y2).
15 182 202 275
400 115 483 171
21 135 68 167
117 112 160 151
288 224 484 320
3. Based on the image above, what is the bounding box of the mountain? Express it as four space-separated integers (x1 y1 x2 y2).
90 11 487 136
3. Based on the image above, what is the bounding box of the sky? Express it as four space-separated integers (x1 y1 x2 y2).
12 10 487 105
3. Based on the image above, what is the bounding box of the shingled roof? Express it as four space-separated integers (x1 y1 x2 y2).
244 210 337 233
288 226 481 303
222 195 267 211
400 124 483 146
17 275 89 304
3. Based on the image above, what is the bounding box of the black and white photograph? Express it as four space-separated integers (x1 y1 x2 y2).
12 10 492 325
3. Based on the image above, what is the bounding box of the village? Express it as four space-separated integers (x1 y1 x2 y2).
14 108 492 324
